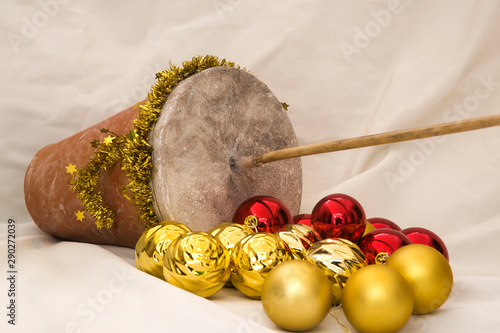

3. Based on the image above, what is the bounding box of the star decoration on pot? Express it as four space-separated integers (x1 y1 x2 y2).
65 163 77 175
102 135 115 145
90 139 100 148
75 210 85 221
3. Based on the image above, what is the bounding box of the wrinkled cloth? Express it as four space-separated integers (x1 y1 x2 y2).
2 1 500 332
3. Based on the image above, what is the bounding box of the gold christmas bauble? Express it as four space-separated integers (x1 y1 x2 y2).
207 222 254 254
231 232 292 299
305 238 367 305
275 224 318 259
261 260 332 332
208 222 255 288
386 244 453 314
163 232 231 298
135 221 191 279
342 265 414 333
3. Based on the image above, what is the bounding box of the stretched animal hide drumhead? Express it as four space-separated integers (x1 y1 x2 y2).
149 67 302 231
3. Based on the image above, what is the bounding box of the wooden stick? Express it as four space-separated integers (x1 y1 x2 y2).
230 114 500 171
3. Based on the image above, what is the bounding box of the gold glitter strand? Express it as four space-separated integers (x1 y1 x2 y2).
69 55 241 229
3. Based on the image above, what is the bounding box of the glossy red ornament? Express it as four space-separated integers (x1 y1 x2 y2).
402 227 449 261
232 196 292 233
293 214 312 226
358 229 412 264
310 193 366 242
367 217 402 231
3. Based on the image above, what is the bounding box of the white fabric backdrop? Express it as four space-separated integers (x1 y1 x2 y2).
1 0 500 332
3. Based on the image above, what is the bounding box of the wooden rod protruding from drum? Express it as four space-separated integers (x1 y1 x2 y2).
230 114 500 171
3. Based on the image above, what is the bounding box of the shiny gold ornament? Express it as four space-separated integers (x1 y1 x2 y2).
208 222 254 254
163 232 231 298
342 265 414 333
386 244 453 314
231 232 292 299
208 222 254 288
135 221 191 279
275 224 318 259
305 238 367 305
261 260 332 332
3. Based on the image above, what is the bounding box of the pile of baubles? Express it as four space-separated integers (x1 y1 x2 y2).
135 193 452 333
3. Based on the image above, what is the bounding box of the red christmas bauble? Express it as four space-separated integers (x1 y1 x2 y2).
367 217 402 231
310 193 366 242
402 227 449 261
293 214 312 226
358 229 412 264
232 196 292 233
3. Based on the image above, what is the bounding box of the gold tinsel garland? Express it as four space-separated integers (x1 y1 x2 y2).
69 55 240 229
